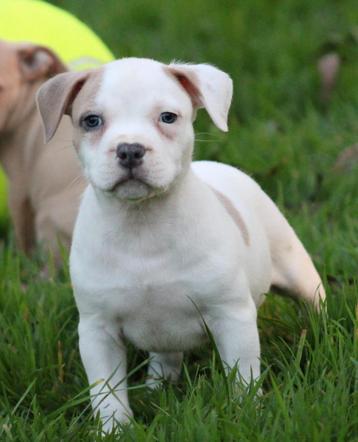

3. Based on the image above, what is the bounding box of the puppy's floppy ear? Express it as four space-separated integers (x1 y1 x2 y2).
17 44 67 81
166 63 233 132
36 71 89 143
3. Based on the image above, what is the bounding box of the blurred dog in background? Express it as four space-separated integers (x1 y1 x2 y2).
0 40 85 258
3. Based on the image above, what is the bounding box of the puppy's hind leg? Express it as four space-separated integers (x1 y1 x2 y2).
146 352 183 389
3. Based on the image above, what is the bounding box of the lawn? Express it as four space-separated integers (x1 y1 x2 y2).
0 0 357 440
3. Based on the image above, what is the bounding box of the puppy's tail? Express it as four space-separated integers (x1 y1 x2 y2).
258 194 326 310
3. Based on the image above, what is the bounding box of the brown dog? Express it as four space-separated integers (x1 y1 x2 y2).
0 40 85 257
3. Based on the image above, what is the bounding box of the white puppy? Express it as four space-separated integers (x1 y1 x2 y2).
37 58 325 432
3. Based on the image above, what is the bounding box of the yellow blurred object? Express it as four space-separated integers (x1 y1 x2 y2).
0 0 114 222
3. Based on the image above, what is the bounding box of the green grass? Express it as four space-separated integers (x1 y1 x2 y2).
1 0 357 440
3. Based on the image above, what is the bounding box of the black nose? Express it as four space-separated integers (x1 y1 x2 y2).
116 143 145 169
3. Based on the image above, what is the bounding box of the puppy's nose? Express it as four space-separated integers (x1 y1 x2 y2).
116 143 145 169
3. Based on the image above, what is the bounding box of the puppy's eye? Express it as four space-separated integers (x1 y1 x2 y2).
159 112 177 124
81 114 103 131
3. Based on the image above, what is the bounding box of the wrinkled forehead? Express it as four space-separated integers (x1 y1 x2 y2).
95 58 193 113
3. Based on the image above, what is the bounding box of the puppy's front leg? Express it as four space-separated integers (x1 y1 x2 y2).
211 298 260 385
78 316 132 432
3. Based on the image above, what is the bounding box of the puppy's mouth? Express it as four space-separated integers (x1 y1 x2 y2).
105 171 148 193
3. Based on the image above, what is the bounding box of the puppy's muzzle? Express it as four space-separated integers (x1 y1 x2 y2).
116 143 145 169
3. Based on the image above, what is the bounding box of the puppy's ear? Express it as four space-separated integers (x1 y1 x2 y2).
166 63 233 132
36 71 89 143
17 45 67 81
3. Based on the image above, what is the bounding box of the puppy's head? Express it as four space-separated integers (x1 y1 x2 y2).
0 40 66 133
37 58 233 201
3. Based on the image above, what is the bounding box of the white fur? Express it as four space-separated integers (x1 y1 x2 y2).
38 58 325 432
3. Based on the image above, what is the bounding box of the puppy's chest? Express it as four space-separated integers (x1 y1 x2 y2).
72 233 236 351
77 243 225 310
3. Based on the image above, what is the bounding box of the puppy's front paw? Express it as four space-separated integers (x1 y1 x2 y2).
98 403 133 434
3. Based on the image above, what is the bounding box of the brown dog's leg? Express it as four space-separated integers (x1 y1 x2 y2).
8 190 35 254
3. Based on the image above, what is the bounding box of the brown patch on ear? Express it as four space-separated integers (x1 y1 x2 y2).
70 68 104 113
70 69 106 148
36 71 90 143
211 187 250 246
174 72 202 108
166 63 232 132
17 45 67 82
